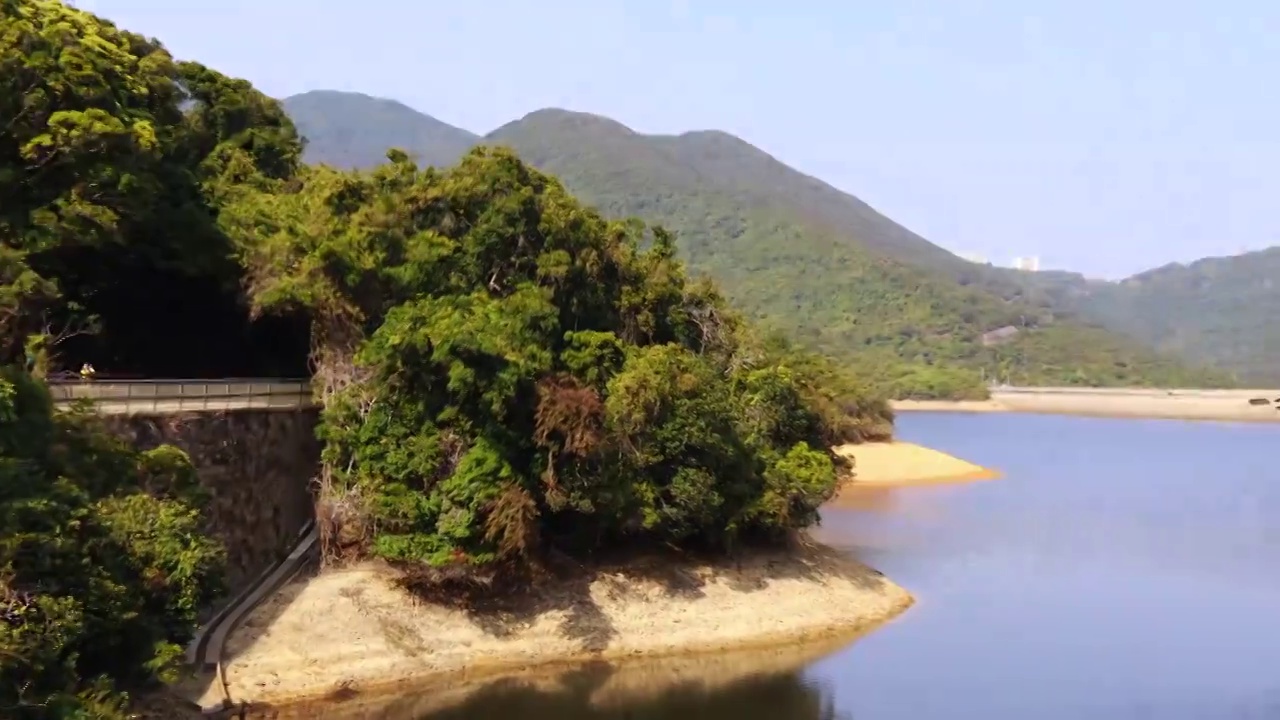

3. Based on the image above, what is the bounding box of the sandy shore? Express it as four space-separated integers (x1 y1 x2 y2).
891 399 1007 414
186 543 913 710
834 440 1000 487
893 389 1280 423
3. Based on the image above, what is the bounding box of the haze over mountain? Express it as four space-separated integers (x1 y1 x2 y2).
283 90 1271 387
283 91 478 170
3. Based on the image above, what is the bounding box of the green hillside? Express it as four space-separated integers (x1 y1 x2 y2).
1024 250 1280 384
284 93 1236 394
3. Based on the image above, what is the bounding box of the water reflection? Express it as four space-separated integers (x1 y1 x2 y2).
412 666 844 720
813 484 957 556
274 636 858 720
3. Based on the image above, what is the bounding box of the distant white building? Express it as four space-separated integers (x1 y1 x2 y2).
1011 256 1041 272
958 252 988 264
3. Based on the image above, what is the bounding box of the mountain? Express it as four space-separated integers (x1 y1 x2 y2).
283 90 478 169
1027 249 1280 385
281 92 1236 393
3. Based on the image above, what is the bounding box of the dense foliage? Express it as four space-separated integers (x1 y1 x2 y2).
228 147 892 565
1 0 307 377
285 94 1236 394
2 1 285 715
0 367 225 718
2 3 895 713
9 2 1258 714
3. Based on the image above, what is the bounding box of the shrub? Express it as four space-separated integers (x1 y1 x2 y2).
0 368 225 718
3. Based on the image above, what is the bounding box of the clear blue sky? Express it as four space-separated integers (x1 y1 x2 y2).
79 0 1279 278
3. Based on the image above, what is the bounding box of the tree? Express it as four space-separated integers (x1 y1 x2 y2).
1 0 308 377
236 145 893 567
0 3 302 715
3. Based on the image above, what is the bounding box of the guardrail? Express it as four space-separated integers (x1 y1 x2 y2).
48 378 316 414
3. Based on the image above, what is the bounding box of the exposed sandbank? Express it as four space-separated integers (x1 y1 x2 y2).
183 543 913 710
893 390 1280 423
834 440 1000 489
891 399 1007 414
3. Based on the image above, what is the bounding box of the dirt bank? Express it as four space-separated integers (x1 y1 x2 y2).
185 543 913 709
892 390 1280 423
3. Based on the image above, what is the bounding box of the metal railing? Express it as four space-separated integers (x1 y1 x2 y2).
48 378 316 414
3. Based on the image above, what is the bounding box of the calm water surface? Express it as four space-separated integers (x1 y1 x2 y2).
410 413 1280 719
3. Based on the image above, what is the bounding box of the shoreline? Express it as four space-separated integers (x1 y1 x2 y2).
892 391 1280 423
175 440 995 713
183 542 915 710
256 631 875 719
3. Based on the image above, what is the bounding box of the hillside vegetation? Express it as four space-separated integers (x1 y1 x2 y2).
1016 250 1280 385
287 93 1234 394
2 3 889 715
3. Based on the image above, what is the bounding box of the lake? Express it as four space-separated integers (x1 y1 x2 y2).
346 413 1280 719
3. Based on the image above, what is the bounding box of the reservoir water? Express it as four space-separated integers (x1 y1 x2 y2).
346 413 1280 719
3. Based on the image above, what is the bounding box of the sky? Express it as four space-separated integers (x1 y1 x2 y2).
76 0 1280 279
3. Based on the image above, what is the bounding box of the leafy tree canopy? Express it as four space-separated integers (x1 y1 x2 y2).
1 0 306 377
229 146 892 566
1 2 275 715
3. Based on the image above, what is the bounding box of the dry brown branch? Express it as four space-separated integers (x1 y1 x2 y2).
482 483 539 559
533 374 604 457
314 474 371 566
306 309 377 566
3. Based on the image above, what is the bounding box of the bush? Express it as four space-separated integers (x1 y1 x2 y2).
0 368 225 718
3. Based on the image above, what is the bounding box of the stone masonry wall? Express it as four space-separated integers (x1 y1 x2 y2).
100 409 320 595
